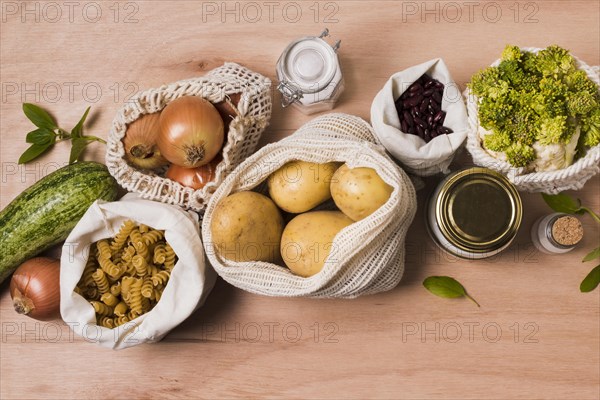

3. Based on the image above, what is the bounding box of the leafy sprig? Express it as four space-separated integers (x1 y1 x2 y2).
423 276 480 307
19 103 106 164
542 193 600 292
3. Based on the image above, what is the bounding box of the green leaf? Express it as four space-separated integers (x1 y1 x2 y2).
23 103 57 130
580 265 600 293
69 137 92 164
423 276 480 307
583 247 600 263
25 128 55 145
541 193 582 214
70 107 91 139
18 143 52 164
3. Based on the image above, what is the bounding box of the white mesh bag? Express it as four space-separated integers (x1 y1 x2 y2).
106 63 272 211
201 113 417 298
465 48 600 193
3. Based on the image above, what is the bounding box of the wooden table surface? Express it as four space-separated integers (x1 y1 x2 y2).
1 1 599 399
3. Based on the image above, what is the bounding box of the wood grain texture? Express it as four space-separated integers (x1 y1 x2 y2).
1 1 599 399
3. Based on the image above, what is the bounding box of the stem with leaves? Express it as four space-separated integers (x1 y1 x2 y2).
542 193 600 292
19 103 106 165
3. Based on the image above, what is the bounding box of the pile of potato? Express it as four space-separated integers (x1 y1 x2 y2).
210 161 393 277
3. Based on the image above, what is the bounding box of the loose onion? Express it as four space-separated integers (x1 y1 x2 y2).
10 257 61 321
123 112 169 170
158 96 224 168
166 155 221 190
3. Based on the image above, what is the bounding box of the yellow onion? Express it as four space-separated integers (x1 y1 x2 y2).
123 112 169 170
158 96 224 168
166 155 221 190
10 257 61 321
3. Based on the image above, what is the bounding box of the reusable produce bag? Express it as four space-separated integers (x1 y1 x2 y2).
106 62 272 212
465 48 600 193
202 113 417 298
371 58 469 176
60 194 216 350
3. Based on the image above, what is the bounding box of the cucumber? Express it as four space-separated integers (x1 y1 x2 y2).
0 161 118 283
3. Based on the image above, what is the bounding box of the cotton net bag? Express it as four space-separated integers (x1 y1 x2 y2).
106 62 272 212
371 58 469 176
60 194 216 349
202 113 417 298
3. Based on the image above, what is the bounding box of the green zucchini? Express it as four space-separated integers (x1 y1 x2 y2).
0 161 118 283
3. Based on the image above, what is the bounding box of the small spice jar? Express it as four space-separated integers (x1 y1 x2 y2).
276 28 344 115
531 213 583 254
426 167 523 259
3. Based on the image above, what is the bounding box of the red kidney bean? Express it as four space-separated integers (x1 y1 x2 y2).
403 111 414 126
401 120 408 133
416 125 424 136
409 83 422 93
396 74 454 143
434 111 445 124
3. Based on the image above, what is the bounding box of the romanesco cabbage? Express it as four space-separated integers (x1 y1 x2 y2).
468 44 600 170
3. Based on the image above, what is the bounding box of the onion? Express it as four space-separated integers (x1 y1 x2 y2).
10 257 61 321
123 112 169 170
166 155 221 190
157 96 224 168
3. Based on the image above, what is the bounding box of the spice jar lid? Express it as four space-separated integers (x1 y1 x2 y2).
278 32 339 93
435 168 522 253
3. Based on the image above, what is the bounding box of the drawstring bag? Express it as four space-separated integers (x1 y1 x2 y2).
202 113 417 298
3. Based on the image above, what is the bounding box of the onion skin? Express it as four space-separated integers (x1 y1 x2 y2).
123 112 169 170
9 257 61 321
158 96 224 168
166 155 221 190
213 93 241 135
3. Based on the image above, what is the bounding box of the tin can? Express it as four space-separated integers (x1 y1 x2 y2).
276 28 344 114
426 168 522 259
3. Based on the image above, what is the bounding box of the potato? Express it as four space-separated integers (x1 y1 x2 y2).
280 211 353 277
210 191 284 263
268 161 340 213
330 164 393 221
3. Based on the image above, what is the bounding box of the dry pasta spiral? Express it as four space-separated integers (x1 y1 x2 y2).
75 220 176 328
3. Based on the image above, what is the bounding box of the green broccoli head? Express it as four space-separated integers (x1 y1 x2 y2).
564 70 598 94
521 51 540 75
506 108 539 145
468 67 504 98
505 142 536 167
566 91 598 116
478 96 513 130
483 131 512 152
581 108 600 147
539 116 568 145
535 45 577 77
501 45 523 62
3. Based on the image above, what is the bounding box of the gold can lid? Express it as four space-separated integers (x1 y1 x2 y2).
435 168 522 253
